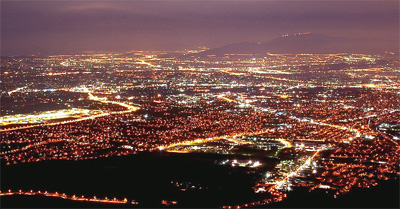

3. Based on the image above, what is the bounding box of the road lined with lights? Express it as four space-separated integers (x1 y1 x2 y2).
158 130 269 151
0 108 103 126
0 91 139 133
270 148 322 190
0 190 138 205
8 86 28 95
217 94 236 103
225 148 323 209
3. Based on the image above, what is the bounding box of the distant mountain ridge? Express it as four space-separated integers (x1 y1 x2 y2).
186 33 397 58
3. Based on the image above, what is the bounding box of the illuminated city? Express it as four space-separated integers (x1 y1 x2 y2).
1 1 399 208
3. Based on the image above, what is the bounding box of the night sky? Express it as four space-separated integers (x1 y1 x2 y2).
1 0 399 55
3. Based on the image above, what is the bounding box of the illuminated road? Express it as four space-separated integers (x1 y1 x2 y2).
217 94 236 103
0 190 138 205
0 92 139 133
158 130 275 151
275 138 292 148
137 58 157 68
218 68 247 76
159 134 292 154
362 83 400 89
216 67 311 84
258 75 309 84
0 108 103 126
8 86 28 95
270 148 322 191
227 148 323 209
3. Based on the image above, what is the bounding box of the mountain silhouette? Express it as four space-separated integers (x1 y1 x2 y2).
185 33 397 58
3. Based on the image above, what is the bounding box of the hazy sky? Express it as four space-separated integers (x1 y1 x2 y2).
1 0 399 55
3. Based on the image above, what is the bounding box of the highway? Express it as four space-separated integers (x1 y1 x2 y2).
0 91 139 133
0 189 138 205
